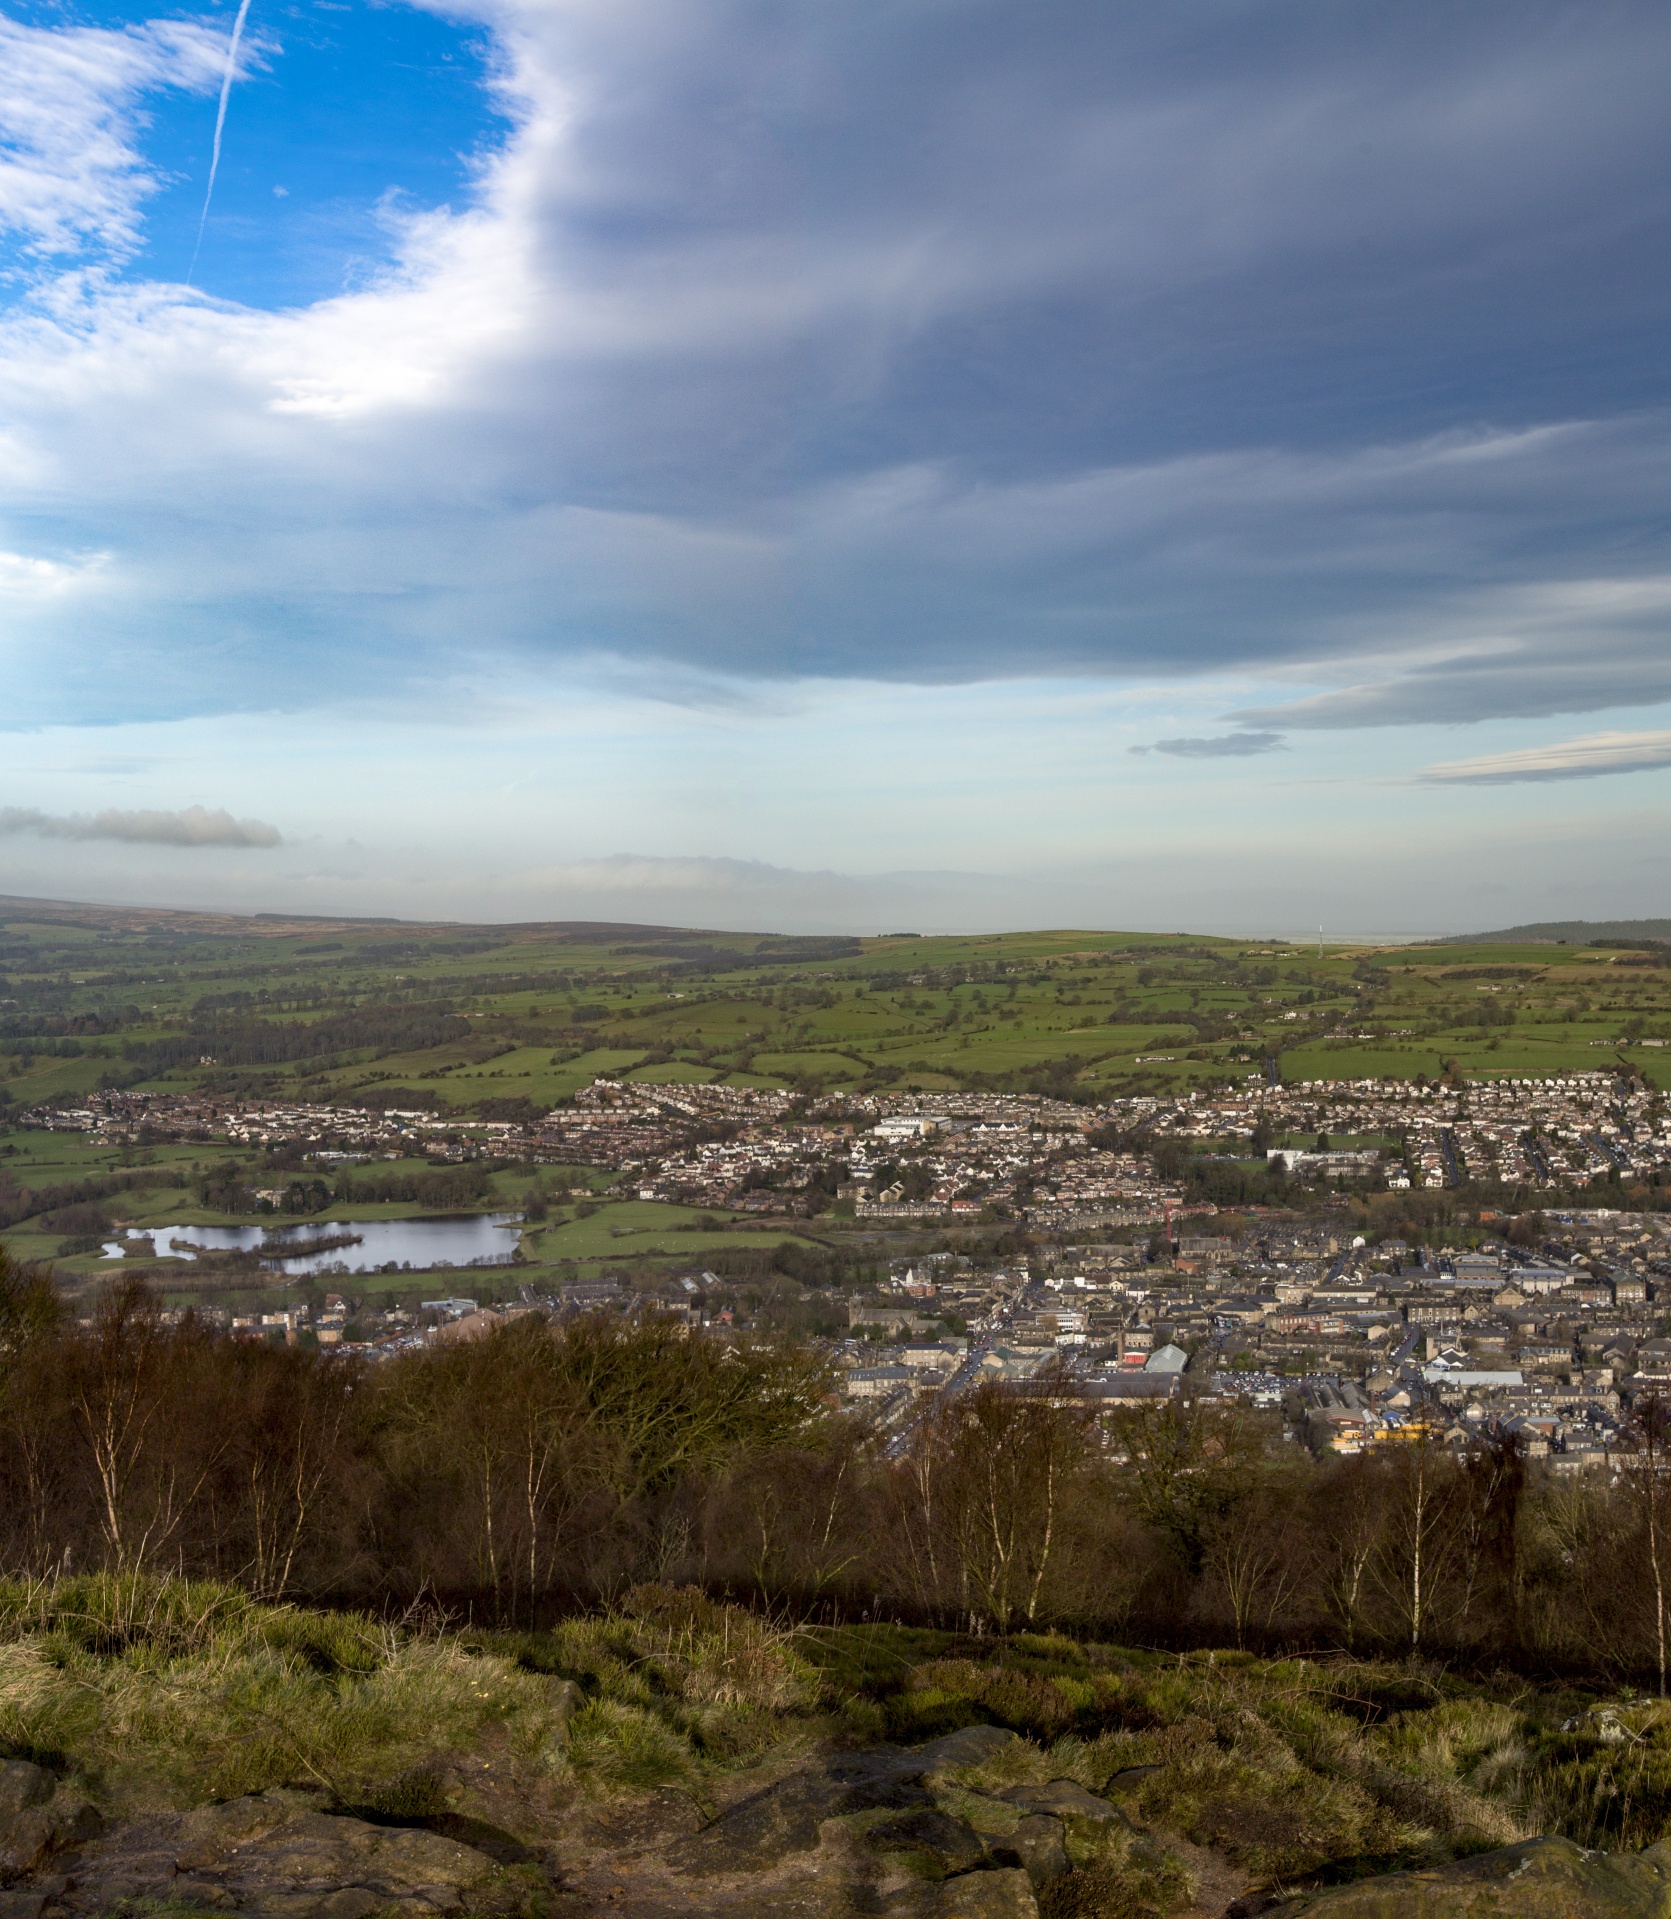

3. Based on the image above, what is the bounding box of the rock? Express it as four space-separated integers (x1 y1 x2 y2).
175 1789 322 1870
170 1878 235 1908
582 1787 705 1851
995 1781 1126 1870
673 1748 938 1875
673 1773 854 1872
925 1866 1039 1917
998 1781 1125 1828
197 1807 503 1914
868 1808 989 1875
58 1792 512 1919
0 1770 51 1820
1104 1764 1164 1794
0 1812 55 1880
48 1799 102 1850
992 1815 1069 1888
1286 1834 1671 1917
303 1892 387 1919
0 1775 103 1884
546 1677 585 1721
537 1678 587 1756
0 1892 45 1919
913 1728 1024 1779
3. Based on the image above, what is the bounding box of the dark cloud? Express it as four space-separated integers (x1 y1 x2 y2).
8 1 1671 727
1134 731 1286 759
0 806 281 847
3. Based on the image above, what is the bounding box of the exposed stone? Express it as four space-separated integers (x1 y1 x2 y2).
175 1789 325 1870
672 1740 969 1875
991 1814 1069 1888
537 1679 587 1758
867 1807 989 1876
0 1771 51 1820
581 1786 706 1852
171 1877 237 1908
997 1782 1126 1829
0 1812 53 1882
546 1678 586 1721
912 1728 1024 1779
923 1866 1039 1918
1284 1834 1671 1918
673 1773 857 1872
52 1791 515 1919
1103 1764 1164 1795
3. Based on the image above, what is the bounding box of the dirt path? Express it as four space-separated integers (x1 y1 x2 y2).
1167 1832 1254 1919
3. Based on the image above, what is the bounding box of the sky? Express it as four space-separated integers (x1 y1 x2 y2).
3 0 1671 935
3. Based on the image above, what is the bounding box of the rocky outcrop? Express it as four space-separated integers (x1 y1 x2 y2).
41 1731 1671 1919
0 1764 101 1886
649 1724 1163 1917
0 1727 1146 1919
1279 1834 1671 1918
669 1725 1030 1875
12 1786 519 1919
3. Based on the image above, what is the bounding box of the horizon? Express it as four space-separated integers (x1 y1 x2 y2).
4 884 1667 949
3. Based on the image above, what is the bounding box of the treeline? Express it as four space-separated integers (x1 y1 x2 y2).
129 1004 472 1071
4 1250 1671 1683
0 1166 185 1233
187 1161 495 1215
333 1165 495 1208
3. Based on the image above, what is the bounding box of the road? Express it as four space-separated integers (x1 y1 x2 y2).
882 1278 1023 1457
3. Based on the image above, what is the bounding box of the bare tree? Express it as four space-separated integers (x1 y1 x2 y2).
1625 1394 1671 1696
893 1384 1093 1632
64 1282 226 1572
1369 1437 1464 1653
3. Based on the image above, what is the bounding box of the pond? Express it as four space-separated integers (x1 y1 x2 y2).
101 1214 524 1276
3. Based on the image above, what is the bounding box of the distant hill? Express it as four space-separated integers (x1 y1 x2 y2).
1441 918 1671 945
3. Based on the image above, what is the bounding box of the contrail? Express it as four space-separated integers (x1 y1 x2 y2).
186 0 254 285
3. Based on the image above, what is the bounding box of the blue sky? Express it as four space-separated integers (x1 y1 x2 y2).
2 0 1671 932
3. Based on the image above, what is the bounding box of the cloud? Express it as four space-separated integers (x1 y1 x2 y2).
1417 730 1671 785
1134 731 1286 760
0 805 281 846
2 1 1671 735
0 13 228 261
0 549 107 600
1233 570 1671 731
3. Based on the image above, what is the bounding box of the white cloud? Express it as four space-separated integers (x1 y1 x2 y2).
0 804 281 845
0 13 227 261
0 547 107 599
1418 730 1671 785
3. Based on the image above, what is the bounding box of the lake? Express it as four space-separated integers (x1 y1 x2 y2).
102 1214 524 1276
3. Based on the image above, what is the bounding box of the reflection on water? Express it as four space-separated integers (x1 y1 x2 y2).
100 1214 523 1276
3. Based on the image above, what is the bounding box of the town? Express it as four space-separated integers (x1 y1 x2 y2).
22 1069 1671 1470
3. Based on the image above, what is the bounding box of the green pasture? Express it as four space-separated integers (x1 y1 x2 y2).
6 908 1671 1153
517 1203 827 1273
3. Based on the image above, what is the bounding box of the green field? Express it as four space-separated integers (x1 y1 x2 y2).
6 899 1671 1304
3 901 1669 1119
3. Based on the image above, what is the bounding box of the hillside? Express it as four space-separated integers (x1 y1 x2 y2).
1 1575 1668 1919
7 895 1671 1128
1441 920 1671 946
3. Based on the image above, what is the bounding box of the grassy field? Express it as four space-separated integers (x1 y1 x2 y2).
5 903 1671 1119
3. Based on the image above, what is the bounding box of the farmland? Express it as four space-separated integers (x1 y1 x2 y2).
5 893 1671 1308
5 896 1671 1120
